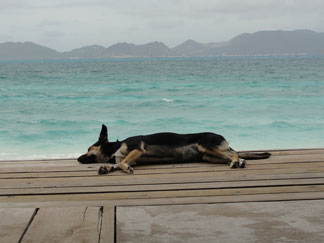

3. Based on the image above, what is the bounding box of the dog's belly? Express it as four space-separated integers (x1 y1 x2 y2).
142 144 201 162
112 144 202 164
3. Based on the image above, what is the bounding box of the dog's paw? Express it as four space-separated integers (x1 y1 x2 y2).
239 159 246 168
98 166 110 175
126 166 134 174
229 161 239 169
119 163 134 174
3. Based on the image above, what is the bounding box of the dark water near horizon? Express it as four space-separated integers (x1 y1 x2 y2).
0 56 324 160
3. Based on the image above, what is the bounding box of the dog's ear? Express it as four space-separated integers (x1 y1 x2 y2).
99 124 108 143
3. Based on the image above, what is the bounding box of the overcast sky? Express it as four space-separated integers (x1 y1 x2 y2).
1 0 324 51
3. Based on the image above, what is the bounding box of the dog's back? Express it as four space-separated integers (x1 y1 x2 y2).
124 132 226 149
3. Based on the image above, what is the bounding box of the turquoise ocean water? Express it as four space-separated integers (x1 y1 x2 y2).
0 56 324 160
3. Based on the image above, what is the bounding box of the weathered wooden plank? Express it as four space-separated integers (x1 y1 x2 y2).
100 206 115 243
0 165 96 174
1 165 324 190
21 207 101 243
0 163 81 170
0 153 323 175
1 160 324 180
1 178 324 196
0 208 36 243
117 200 324 243
1 185 324 205
1 158 323 176
90 191 324 206
1 191 324 208
263 148 324 155
1 172 324 194
132 154 324 166
247 154 324 164
0 159 77 167
0 148 323 243
0 149 323 208
0 159 76 163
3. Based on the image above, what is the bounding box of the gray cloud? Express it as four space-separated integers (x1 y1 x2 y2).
37 20 64 27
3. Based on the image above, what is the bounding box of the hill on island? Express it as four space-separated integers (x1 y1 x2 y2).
1 30 324 60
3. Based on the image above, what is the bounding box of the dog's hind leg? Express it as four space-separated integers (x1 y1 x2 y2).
212 148 246 168
198 144 245 168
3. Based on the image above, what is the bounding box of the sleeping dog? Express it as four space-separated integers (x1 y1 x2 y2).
77 124 271 174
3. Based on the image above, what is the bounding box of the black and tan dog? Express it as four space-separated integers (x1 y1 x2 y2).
77 124 271 174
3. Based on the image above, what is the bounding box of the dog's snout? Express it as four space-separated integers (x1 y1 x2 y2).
77 154 86 163
77 154 96 164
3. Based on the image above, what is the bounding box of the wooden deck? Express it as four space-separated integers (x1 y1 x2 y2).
1 148 324 242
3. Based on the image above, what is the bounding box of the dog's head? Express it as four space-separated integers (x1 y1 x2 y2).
77 124 119 163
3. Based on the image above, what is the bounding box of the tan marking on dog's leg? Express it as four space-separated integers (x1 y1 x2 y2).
213 148 242 168
197 144 241 169
198 146 230 160
197 144 230 157
196 144 207 153
119 149 143 174
197 144 228 160
216 148 241 168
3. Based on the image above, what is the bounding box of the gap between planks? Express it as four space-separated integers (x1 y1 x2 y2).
1 160 324 180
2 165 324 186
1 192 324 208
1 185 324 205
2 172 324 193
1 178 324 196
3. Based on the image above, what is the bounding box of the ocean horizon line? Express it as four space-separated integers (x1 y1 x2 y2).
1 54 324 64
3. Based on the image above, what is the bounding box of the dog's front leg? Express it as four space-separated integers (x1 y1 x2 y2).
118 149 143 174
98 163 119 174
98 150 142 175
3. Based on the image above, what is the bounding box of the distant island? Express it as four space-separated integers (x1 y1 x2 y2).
1 30 324 60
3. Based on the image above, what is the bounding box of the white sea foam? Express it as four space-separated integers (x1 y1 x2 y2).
162 98 173 102
0 153 82 161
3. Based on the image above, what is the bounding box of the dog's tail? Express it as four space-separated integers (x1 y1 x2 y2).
238 152 271 160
